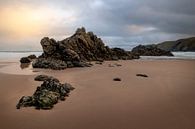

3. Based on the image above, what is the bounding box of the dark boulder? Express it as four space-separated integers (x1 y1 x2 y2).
113 78 122 81
20 55 36 64
20 57 31 63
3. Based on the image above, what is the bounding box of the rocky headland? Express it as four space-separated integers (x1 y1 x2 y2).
131 44 174 56
157 37 195 52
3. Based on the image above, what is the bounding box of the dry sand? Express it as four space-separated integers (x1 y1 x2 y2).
0 60 195 129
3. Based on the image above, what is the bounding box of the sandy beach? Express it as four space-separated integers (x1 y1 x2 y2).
0 59 195 129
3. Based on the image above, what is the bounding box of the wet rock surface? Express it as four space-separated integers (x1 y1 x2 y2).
16 75 75 109
132 45 174 56
33 27 139 70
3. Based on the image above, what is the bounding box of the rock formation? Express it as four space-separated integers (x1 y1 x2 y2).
16 75 74 109
131 45 174 56
33 27 139 70
157 37 195 52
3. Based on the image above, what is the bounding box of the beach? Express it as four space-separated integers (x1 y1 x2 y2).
0 59 195 129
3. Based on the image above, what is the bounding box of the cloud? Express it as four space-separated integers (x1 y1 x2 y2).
0 0 194 50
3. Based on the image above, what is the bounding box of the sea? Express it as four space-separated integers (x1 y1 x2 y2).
140 52 195 60
0 51 195 60
0 51 42 60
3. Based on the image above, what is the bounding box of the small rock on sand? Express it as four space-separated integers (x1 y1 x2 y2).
113 78 121 81
136 74 148 77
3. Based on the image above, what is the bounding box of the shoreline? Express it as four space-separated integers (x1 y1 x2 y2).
0 59 195 129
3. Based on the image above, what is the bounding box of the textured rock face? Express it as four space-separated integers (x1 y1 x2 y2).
131 45 174 56
41 37 58 55
32 58 68 70
33 27 138 70
16 75 75 109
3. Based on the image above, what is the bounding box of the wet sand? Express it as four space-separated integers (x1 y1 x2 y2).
0 60 195 129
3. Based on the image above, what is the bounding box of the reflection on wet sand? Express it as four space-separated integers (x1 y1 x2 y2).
20 63 30 69
0 62 36 75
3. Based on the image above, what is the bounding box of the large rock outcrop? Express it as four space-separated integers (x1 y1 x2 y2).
16 75 74 109
33 27 138 69
157 37 195 52
131 45 174 56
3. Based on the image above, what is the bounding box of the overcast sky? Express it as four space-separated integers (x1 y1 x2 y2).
0 0 195 50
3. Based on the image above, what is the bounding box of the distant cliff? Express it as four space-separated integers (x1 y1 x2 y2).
157 37 195 52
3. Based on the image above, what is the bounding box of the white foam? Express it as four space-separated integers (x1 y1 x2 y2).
140 52 195 60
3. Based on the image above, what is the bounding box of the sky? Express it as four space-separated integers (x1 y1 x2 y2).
0 0 195 51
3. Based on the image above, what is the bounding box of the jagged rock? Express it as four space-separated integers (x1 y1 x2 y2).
34 75 59 82
20 57 31 63
132 45 174 56
33 27 139 70
16 76 75 109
